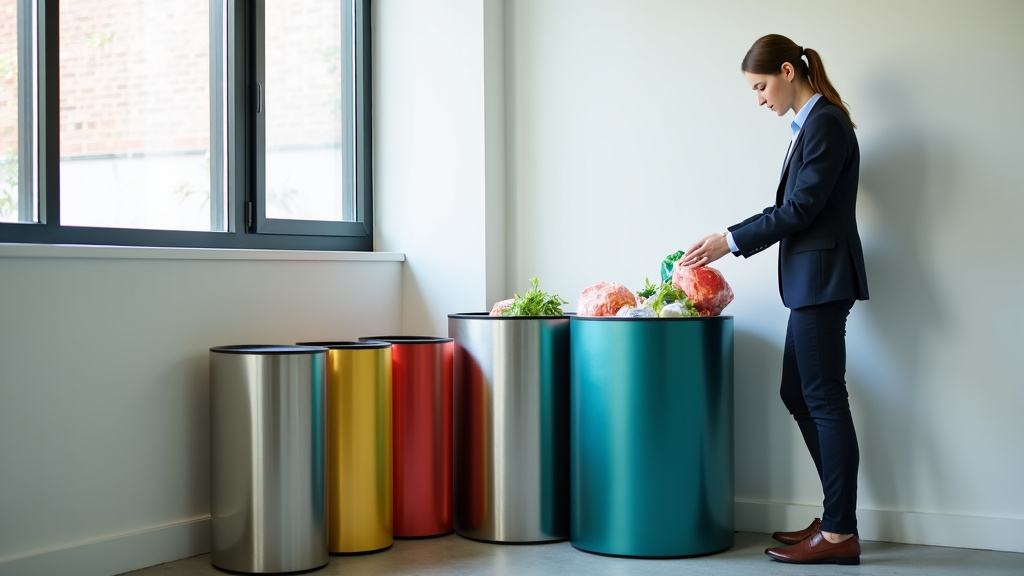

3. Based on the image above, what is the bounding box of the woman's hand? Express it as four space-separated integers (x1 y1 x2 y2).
680 233 731 268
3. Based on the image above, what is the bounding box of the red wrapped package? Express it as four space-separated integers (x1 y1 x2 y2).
577 282 637 317
672 263 734 317
489 298 514 316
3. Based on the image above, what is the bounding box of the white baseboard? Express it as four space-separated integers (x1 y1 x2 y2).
735 499 1024 554
0 517 210 576
2 504 1020 576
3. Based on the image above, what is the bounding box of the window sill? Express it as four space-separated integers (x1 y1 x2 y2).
0 243 406 262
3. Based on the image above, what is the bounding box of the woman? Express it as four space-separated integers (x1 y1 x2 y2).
681 34 869 565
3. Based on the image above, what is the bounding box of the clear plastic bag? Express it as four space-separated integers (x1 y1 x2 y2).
616 305 658 318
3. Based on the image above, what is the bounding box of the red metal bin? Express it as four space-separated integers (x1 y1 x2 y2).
361 336 454 537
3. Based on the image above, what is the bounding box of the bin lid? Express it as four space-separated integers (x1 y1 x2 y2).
568 315 733 322
447 312 570 319
209 344 326 354
297 340 391 349
359 335 454 344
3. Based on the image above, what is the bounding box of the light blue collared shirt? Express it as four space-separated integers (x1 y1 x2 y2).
726 93 823 254
783 92 821 168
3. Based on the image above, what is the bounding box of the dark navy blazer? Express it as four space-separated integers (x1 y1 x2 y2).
729 98 869 309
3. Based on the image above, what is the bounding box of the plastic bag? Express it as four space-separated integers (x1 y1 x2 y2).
660 250 684 283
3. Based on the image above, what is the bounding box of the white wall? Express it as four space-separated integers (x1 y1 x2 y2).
373 0 508 336
0 247 403 576
376 0 1024 552
503 0 1024 552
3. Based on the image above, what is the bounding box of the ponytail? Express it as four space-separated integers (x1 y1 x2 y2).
802 47 856 129
742 34 856 128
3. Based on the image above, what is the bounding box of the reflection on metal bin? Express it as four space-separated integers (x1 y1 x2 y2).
209 345 328 574
447 313 570 543
359 336 454 538
299 341 393 554
570 316 734 558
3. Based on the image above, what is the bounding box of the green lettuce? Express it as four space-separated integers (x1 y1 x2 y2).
502 277 568 317
644 280 696 316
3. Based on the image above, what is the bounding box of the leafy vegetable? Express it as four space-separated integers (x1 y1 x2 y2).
637 277 658 299
647 281 696 316
637 276 697 316
660 250 684 283
502 277 569 317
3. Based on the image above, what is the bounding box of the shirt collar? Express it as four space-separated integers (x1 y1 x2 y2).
790 93 822 139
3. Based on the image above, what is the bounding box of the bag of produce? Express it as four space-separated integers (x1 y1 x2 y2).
671 262 734 317
577 281 637 317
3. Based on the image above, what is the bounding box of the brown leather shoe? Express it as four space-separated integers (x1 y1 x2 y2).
765 532 860 565
771 517 821 545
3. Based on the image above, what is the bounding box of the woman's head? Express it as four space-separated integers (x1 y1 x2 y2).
741 34 855 127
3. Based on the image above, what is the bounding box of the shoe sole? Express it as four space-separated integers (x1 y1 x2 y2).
768 555 861 565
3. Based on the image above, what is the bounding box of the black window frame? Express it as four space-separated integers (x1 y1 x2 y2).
0 0 374 252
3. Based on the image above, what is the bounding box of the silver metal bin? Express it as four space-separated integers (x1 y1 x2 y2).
209 345 328 573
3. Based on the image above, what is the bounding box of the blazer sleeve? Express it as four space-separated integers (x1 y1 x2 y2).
729 111 850 258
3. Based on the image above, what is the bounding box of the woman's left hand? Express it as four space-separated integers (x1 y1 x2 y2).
680 233 731 268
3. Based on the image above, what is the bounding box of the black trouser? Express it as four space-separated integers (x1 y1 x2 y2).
780 299 859 535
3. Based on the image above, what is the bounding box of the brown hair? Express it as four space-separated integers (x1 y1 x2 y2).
741 34 856 128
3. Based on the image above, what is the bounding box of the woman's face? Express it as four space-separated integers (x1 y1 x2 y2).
745 69 794 117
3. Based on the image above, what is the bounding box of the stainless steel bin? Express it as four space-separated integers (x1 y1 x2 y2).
447 313 570 543
210 345 328 573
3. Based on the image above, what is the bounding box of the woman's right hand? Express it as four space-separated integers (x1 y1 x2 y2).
680 232 730 268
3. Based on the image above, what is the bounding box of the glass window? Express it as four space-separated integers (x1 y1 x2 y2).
1 0 34 224
58 0 215 231
264 0 351 223
0 0 372 251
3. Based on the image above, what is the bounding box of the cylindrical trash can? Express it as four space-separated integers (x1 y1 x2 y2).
299 341 393 554
359 336 454 538
447 313 570 543
570 316 734 558
210 345 328 573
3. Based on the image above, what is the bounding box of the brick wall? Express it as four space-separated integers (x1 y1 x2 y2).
265 1 345 148
0 0 18 157
0 0 345 158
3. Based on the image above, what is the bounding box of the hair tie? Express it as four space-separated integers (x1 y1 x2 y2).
799 46 807 57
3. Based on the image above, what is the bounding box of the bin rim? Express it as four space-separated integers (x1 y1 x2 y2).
209 344 327 354
447 312 573 319
297 340 392 350
359 335 454 344
568 315 733 322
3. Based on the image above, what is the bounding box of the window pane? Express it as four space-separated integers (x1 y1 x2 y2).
0 0 27 223
265 0 352 222
58 0 215 231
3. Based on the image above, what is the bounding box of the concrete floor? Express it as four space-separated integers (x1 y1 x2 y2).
121 532 1023 576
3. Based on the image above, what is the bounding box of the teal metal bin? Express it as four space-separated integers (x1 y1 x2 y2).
570 316 734 558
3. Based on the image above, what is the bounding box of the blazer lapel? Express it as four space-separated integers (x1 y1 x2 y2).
775 98 827 205
776 132 804 205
